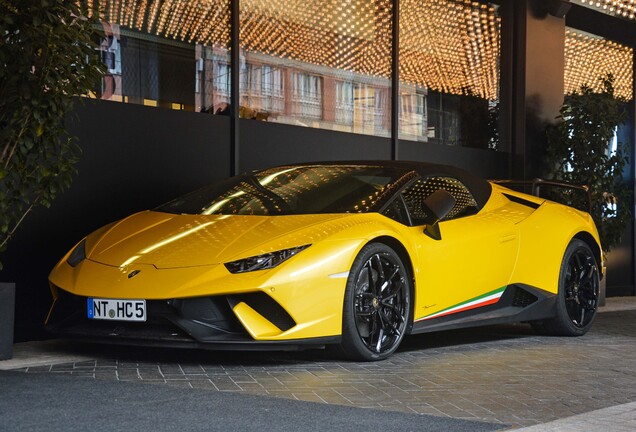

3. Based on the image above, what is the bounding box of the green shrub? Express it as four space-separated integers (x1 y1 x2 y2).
545 75 631 252
0 0 104 269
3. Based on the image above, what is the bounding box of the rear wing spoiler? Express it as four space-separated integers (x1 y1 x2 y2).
491 179 592 214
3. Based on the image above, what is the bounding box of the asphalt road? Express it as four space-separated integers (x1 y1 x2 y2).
0 370 503 432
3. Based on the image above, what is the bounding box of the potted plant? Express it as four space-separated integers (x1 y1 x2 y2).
544 75 631 302
0 0 104 359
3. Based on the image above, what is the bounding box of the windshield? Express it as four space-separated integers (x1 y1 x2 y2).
156 165 405 215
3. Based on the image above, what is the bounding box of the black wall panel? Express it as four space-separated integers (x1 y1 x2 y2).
238 120 508 179
239 119 392 173
398 139 509 179
1 100 229 340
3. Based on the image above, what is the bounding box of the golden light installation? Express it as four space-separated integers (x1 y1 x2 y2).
80 0 232 47
400 0 501 100
576 0 636 19
240 0 393 78
80 0 501 101
564 29 633 100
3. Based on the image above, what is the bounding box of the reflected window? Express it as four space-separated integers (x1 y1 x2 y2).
291 72 322 119
88 0 231 113
239 63 285 120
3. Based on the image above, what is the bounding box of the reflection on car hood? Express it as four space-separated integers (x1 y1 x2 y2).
86 211 354 269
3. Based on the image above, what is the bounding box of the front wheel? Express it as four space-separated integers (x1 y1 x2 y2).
531 239 600 336
337 243 411 361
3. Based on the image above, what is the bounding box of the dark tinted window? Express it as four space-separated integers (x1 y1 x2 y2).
382 196 410 225
402 176 479 225
157 165 405 215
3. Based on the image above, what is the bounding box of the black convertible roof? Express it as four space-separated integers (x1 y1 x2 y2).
263 160 493 211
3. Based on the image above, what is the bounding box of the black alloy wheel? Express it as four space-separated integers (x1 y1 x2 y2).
338 243 411 361
563 246 599 329
531 239 599 336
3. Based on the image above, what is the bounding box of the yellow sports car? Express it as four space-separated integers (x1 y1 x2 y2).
46 161 602 361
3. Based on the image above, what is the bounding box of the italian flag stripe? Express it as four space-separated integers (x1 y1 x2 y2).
416 286 507 322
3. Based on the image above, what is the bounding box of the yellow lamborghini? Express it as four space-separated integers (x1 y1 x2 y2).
46 161 602 361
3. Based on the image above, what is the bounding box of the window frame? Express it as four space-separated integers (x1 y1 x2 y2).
381 174 480 226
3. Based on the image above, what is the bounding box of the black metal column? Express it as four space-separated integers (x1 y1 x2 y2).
390 0 399 160
510 0 527 180
497 0 515 177
230 0 240 175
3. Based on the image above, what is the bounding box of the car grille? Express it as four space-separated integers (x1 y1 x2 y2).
46 287 253 342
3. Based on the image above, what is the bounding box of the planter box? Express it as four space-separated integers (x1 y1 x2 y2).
0 283 15 360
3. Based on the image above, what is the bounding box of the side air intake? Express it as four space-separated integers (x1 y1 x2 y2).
511 286 539 308
228 292 296 331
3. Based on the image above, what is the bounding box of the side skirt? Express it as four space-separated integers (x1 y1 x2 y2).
410 284 557 334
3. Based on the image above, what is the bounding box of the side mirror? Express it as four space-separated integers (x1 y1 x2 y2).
422 189 456 240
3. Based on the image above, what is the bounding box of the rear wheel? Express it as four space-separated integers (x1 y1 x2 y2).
531 239 599 336
338 243 411 361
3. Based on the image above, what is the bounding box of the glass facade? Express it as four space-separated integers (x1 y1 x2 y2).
399 0 501 149
83 0 503 147
239 0 393 137
86 0 231 112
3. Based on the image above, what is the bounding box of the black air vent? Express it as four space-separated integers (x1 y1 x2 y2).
176 297 244 333
503 193 541 209
512 286 539 307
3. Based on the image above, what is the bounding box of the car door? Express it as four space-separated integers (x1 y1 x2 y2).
401 176 520 323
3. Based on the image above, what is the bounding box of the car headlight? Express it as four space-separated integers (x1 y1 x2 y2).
224 245 310 274
67 239 87 267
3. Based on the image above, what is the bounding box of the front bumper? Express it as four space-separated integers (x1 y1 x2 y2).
45 288 339 351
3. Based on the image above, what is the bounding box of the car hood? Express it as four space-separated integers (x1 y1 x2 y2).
86 211 355 269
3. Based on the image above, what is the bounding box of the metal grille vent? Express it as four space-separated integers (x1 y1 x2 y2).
512 287 538 308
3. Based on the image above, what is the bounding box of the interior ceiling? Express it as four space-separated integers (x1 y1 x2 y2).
565 29 633 100
81 1 633 101
82 0 500 100
575 0 636 20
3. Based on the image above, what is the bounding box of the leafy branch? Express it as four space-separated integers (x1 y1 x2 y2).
0 0 105 269
544 75 631 252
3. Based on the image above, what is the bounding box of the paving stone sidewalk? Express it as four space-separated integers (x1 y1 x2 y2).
514 401 636 432
3 297 636 429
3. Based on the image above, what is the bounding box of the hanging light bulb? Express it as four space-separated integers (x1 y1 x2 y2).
564 28 633 100
574 0 636 20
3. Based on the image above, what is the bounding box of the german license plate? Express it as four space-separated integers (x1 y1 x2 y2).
87 298 146 322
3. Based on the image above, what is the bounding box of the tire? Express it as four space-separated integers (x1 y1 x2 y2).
531 239 600 336
337 243 411 361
